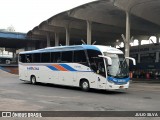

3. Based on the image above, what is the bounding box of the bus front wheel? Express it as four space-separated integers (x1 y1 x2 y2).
80 80 90 91
31 75 37 85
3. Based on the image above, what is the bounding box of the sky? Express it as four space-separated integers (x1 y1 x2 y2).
0 0 96 33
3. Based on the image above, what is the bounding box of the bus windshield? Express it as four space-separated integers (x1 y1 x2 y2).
103 53 129 78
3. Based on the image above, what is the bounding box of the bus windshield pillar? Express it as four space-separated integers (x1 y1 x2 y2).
138 40 141 46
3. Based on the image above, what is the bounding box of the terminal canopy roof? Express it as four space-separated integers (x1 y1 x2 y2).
27 0 160 45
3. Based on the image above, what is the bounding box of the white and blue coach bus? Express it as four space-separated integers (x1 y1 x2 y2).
19 45 136 91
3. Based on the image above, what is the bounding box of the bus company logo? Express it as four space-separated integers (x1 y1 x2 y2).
27 67 39 70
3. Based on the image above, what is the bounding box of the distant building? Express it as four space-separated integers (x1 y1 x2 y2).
7 25 15 32
0 29 7 32
0 25 15 32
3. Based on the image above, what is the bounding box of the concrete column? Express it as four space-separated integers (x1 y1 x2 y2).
1 50 3 55
155 52 159 63
156 36 159 44
138 40 141 46
46 33 51 47
0 48 4 55
87 20 92 45
138 53 140 63
13 51 16 59
55 33 59 46
125 11 130 64
38 41 44 49
10 49 17 60
65 26 70 46
25 42 36 51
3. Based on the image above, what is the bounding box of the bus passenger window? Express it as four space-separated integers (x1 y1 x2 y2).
73 50 87 64
41 52 51 63
61 51 73 63
32 53 41 63
19 54 25 63
26 54 32 63
97 59 106 77
51 52 61 63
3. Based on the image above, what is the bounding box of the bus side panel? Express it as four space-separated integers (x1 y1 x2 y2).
54 63 76 86
19 63 34 81
19 63 106 90
71 63 107 89
75 72 107 89
58 71 74 85
96 75 107 89
38 66 52 83
23 64 41 82
45 64 72 85
19 64 28 81
26 64 58 84
49 71 59 84
76 72 98 88
27 65 42 83
70 63 97 88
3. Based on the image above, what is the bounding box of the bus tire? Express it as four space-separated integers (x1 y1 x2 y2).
80 79 90 91
31 75 36 85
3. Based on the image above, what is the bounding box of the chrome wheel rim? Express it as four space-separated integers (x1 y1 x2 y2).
32 77 36 84
82 82 88 89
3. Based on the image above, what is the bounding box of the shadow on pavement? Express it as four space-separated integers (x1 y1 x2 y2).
21 82 126 95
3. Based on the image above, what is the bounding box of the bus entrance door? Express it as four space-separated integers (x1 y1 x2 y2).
97 75 106 89
96 62 106 89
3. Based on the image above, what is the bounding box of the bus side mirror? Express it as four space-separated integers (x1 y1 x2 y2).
98 55 112 66
106 57 112 66
125 57 136 65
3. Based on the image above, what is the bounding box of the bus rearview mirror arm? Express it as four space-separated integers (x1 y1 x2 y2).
125 57 136 65
98 55 112 66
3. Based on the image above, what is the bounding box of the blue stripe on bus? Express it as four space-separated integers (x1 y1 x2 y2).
46 64 93 72
59 64 77 71
82 45 100 51
47 66 59 71
108 76 130 84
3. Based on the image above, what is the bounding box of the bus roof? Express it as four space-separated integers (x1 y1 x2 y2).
20 45 123 54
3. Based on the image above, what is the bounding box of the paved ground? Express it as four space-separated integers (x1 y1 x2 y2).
0 70 160 120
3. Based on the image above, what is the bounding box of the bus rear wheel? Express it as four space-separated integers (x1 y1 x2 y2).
80 80 90 91
31 76 36 85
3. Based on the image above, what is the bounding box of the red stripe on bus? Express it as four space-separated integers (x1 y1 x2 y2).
52 64 68 71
